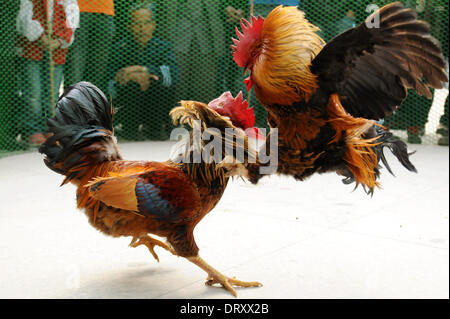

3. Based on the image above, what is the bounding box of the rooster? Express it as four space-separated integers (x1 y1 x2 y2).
231 2 448 190
39 82 262 296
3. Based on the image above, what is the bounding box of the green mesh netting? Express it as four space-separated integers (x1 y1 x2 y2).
1 0 448 157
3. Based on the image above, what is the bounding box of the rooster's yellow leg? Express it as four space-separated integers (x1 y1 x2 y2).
129 235 176 262
187 256 263 297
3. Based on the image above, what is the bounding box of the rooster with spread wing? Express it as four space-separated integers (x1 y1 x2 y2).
231 2 448 191
39 82 262 296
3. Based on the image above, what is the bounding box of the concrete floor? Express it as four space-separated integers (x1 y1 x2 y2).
0 141 448 299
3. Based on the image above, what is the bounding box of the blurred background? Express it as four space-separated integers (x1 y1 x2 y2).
1 0 448 158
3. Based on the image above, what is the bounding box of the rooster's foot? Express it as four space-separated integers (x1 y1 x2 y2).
187 256 262 297
205 275 263 296
129 235 175 262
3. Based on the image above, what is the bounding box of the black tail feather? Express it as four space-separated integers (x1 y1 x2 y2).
39 82 121 177
53 82 114 130
339 124 417 193
374 125 417 176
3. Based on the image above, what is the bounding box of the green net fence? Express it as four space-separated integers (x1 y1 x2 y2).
0 0 448 157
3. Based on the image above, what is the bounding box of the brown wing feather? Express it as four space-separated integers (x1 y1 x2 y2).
311 2 448 120
87 175 139 212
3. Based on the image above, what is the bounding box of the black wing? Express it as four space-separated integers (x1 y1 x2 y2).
310 2 448 120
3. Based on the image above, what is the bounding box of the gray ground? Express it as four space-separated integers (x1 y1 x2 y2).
0 141 448 298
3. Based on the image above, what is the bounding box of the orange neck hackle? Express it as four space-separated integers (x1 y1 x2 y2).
234 6 325 106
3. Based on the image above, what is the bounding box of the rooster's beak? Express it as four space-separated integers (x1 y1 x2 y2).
244 67 253 91
244 76 253 91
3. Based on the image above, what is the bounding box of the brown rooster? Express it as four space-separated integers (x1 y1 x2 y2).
231 3 448 191
39 82 261 296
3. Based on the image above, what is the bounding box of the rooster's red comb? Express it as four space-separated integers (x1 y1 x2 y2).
231 16 265 68
208 91 255 129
